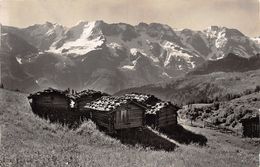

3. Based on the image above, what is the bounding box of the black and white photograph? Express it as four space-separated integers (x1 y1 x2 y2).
0 0 259 166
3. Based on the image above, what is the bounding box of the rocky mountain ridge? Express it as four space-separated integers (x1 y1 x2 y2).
1 21 259 93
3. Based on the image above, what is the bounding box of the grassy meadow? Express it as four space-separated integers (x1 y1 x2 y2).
0 88 258 167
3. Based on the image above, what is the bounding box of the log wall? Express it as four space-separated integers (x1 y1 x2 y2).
34 95 69 110
31 94 80 125
114 103 144 130
243 122 260 138
89 110 114 132
83 103 145 132
157 107 177 128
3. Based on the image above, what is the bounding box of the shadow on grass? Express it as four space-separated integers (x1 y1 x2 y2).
161 124 207 146
109 127 177 151
29 105 82 129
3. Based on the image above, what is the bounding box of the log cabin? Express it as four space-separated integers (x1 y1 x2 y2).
74 90 109 121
122 93 180 129
146 102 179 129
28 88 76 124
75 90 109 111
241 116 259 138
83 96 146 133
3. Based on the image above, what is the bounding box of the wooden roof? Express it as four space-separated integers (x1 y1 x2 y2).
123 93 180 114
28 88 73 100
28 88 109 100
241 115 259 123
146 101 179 114
84 96 146 112
74 89 109 101
84 93 179 114
122 93 160 107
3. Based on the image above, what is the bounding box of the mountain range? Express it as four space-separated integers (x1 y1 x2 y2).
0 20 259 93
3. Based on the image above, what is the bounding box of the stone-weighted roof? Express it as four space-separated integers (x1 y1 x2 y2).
84 93 179 114
28 88 73 100
74 89 109 101
84 96 133 111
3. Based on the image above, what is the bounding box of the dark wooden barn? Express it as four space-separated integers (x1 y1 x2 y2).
241 116 259 138
83 96 146 133
28 88 77 124
122 93 179 129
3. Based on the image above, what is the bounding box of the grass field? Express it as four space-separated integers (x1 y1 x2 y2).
0 88 259 167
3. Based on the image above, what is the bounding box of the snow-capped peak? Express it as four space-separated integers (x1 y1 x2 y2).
49 21 105 55
204 26 226 38
251 37 260 46
204 26 245 38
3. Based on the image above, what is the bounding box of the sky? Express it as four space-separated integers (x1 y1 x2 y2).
0 0 259 37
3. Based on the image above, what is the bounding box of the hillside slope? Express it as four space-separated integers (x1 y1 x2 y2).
179 93 260 133
116 69 260 105
189 53 260 75
0 88 258 166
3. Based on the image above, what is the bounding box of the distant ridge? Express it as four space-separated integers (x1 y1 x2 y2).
188 53 260 75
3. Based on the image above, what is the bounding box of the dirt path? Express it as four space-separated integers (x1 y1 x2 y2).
178 118 260 154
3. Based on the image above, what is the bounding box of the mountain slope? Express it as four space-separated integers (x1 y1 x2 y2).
0 32 39 92
189 53 260 75
116 69 260 105
1 21 259 93
2 22 66 51
177 26 259 60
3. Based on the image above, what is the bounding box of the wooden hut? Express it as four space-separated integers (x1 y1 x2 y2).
122 93 179 129
75 90 109 110
28 88 76 124
83 96 146 133
74 90 109 120
146 102 179 129
241 116 259 138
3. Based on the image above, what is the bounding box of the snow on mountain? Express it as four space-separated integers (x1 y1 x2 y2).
1 21 260 93
22 22 66 51
251 37 260 48
203 26 259 59
162 41 196 68
16 57 22 64
102 22 201 77
49 21 105 55
130 48 146 56
27 22 64 39
176 29 210 59
176 26 260 60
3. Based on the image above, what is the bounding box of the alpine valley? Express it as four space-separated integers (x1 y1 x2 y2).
1 20 260 93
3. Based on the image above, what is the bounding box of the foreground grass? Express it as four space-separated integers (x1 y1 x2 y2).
0 89 258 167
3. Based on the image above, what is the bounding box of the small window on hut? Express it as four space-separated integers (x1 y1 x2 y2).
121 109 129 123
